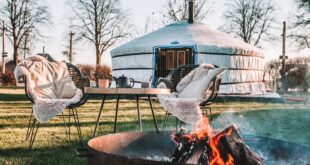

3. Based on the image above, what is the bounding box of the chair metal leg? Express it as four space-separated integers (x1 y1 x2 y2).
72 108 83 146
26 107 84 149
62 112 69 139
208 107 213 122
93 96 106 138
28 119 40 149
202 107 206 115
26 109 34 141
175 118 179 132
162 112 183 132
136 95 142 132
179 121 184 129
148 96 158 132
202 106 213 122
28 118 36 143
162 112 169 131
113 95 120 133
68 108 71 140
74 109 82 140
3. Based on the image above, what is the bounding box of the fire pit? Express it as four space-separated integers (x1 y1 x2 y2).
85 131 310 165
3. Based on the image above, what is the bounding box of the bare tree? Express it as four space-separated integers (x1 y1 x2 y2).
162 0 212 24
62 28 80 64
19 30 35 59
221 0 276 46
1 0 50 64
71 0 130 66
264 60 281 91
133 13 161 38
265 57 310 92
290 0 310 49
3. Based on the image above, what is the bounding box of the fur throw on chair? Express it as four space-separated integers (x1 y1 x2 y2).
14 55 83 123
157 83 202 124
157 64 221 124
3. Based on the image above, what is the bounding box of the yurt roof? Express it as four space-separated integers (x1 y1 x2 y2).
111 21 263 57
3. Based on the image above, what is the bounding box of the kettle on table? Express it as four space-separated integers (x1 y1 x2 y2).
113 75 135 88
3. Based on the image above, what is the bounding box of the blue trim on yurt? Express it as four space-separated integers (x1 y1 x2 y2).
151 44 197 87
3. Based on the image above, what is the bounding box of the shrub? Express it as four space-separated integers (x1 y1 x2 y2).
95 65 112 80
78 64 112 81
79 64 95 79
1 73 16 86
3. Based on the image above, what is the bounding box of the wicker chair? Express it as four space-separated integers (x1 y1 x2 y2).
156 64 223 128
24 63 90 148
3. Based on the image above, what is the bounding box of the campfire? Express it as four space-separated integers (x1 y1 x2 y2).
85 117 310 165
170 118 263 165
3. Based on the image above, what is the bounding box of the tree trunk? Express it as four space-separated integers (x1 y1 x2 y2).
13 27 19 65
13 45 19 65
95 45 101 86
13 42 18 86
96 51 101 66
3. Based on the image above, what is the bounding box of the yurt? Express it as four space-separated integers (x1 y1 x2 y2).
111 6 266 95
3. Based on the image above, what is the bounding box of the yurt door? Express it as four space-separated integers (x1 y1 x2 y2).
156 48 194 78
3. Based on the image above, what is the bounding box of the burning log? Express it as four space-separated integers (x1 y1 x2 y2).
171 134 198 163
215 125 264 165
172 128 211 164
198 137 211 165
171 125 264 165
172 129 198 163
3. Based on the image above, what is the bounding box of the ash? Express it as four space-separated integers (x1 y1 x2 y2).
145 155 171 162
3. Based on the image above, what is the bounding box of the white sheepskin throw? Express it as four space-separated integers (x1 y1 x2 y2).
157 83 202 124
157 64 219 124
14 55 83 123
176 64 215 93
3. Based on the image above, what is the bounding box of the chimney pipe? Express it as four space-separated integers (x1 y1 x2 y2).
188 0 194 24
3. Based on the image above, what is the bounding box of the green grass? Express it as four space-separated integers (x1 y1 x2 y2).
0 91 309 164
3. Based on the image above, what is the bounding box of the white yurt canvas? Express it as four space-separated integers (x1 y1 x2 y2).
111 21 266 95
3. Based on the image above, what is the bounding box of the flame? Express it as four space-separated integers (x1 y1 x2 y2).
187 117 235 165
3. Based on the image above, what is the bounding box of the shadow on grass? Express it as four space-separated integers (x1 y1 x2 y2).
0 93 157 102
0 115 168 128
0 94 28 101
0 119 177 164
0 144 86 165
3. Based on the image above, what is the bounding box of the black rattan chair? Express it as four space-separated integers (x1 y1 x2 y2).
156 64 223 128
24 63 90 148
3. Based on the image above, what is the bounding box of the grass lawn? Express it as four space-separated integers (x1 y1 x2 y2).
0 90 309 165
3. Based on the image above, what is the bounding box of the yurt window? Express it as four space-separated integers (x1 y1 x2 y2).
166 51 175 70
177 51 186 66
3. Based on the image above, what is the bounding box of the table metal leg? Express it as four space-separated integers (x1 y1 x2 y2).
113 95 120 133
148 95 159 132
93 96 106 138
136 95 142 132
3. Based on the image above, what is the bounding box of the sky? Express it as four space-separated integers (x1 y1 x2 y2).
1 0 309 65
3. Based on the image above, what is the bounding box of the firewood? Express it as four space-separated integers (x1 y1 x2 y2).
214 125 264 165
171 134 198 163
198 137 211 165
